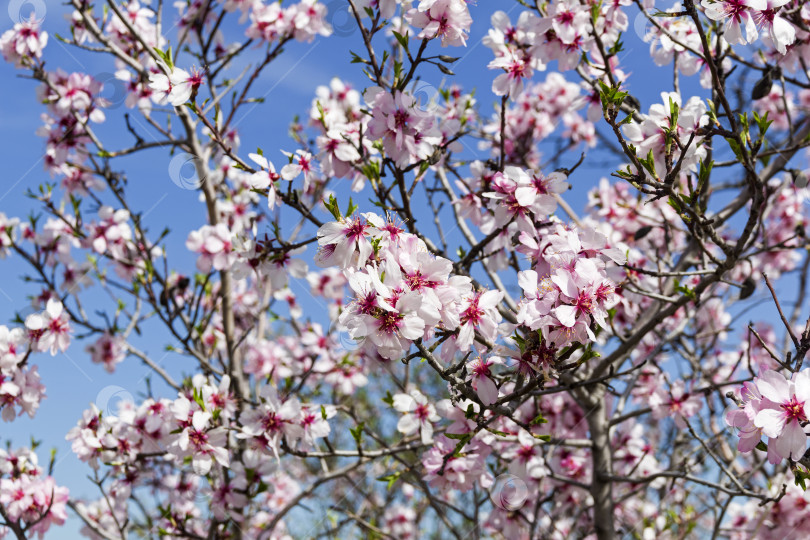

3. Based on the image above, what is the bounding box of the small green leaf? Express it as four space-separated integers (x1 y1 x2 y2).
392 31 409 50
346 197 358 218
377 471 401 490
350 423 364 445
323 194 342 220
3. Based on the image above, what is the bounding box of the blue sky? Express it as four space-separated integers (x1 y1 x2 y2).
0 1 798 537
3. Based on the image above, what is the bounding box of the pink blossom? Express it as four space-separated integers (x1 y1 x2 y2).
650 380 703 428
365 87 442 168
238 385 304 459
169 396 230 475
0 15 47 67
85 332 126 373
25 298 71 356
393 389 440 443
316 213 383 269
405 0 472 47
467 356 503 405
753 369 810 462
186 223 237 272
148 65 204 107
701 0 766 45
422 435 493 492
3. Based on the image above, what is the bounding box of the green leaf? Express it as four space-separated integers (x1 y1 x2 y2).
608 34 624 56
392 31 409 50
153 47 173 69
673 278 697 301
324 194 342 220
795 469 810 491
725 137 743 161
192 388 206 411
350 423 364 445
377 471 401 490
530 413 548 425
346 197 358 218
350 51 369 64
667 196 682 213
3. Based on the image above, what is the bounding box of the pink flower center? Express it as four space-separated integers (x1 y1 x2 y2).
781 396 806 422
517 445 535 461
720 0 748 20
574 291 593 315
471 359 491 377
343 217 367 242
461 297 484 325
414 404 431 420
188 429 209 449
377 311 404 335
261 411 284 433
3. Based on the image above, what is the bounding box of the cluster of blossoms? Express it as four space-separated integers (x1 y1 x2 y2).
319 211 486 361
483 2 628 98
727 369 810 464
245 0 332 43
0 296 74 423
36 69 109 175
65 374 330 536
0 326 46 423
0 447 69 538
24 298 72 356
0 16 47 67
701 0 796 52
481 73 597 167
516 222 623 353
242 321 373 396
85 332 127 373
726 478 810 539
186 223 239 273
309 78 474 190
148 64 205 108
449 161 571 272
318 211 512 385
404 0 473 47
309 78 369 189
645 3 727 88
482 166 569 233
365 86 443 168
622 92 709 181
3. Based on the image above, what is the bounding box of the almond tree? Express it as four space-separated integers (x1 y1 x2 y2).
1 0 810 538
